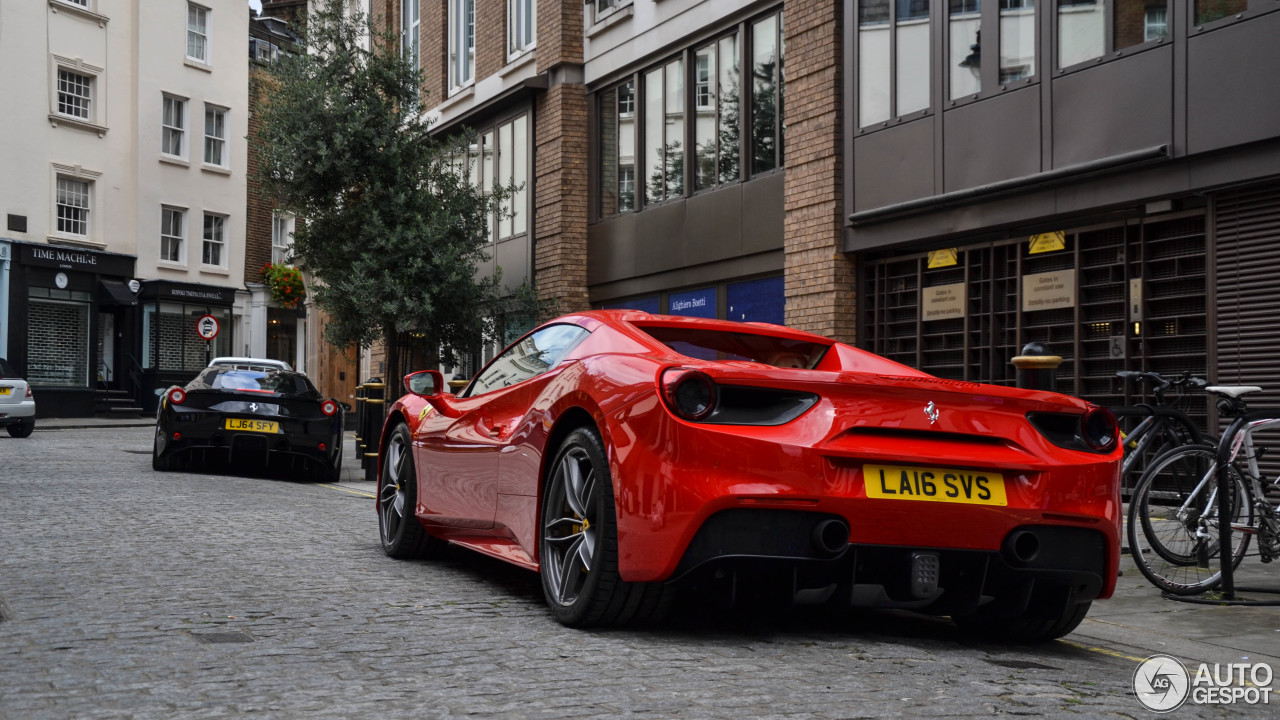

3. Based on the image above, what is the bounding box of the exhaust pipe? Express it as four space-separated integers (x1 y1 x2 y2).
812 518 850 556
1005 529 1040 565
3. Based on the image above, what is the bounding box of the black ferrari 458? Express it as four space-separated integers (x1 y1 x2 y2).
153 365 344 482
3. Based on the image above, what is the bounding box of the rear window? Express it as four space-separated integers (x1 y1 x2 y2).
195 368 316 396
636 326 829 369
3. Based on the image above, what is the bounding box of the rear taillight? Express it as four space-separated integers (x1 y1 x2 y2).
25 386 33 399
168 387 186 405
660 368 717 421
321 400 338 416
1081 406 1118 452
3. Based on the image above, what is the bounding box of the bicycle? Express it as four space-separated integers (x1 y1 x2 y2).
1112 370 1210 493
1127 385 1280 594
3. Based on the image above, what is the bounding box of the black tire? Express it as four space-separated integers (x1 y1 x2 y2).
378 423 440 558
953 599 1092 643
1127 444 1252 595
152 427 173 471
539 426 671 628
6 418 34 438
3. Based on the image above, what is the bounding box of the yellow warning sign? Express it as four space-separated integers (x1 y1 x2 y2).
1029 231 1066 254
927 248 958 268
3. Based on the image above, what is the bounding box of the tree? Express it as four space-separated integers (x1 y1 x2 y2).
250 1 509 389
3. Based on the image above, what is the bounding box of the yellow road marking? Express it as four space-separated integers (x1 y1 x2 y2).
317 483 375 499
1057 639 1147 663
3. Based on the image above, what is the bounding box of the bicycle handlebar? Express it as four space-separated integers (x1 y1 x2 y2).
1115 370 1209 399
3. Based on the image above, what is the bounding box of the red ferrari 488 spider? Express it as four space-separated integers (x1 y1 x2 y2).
376 311 1121 641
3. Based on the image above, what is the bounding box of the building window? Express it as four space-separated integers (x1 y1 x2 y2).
449 0 475 92
858 0 930 127
56 178 91 237
496 115 528 239
594 0 630 21
203 106 227 166
401 0 419 67
599 80 636 216
998 0 1035 83
162 95 186 157
949 0 982 100
750 13 784 174
1196 0 1246 26
644 58 685 203
144 303 231 371
1059 0 1167 69
57 69 92 120
202 213 225 266
1144 6 1168 41
272 212 294 264
161 207 185 263
27 296 91 386
508 0 535 57
187 3 210 64
694 33 741 191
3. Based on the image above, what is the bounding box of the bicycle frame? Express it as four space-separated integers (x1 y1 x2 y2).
1175 418 1278 546
1113 405 1206 477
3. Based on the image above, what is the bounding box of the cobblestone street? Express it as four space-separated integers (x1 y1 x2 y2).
1 427 1276 719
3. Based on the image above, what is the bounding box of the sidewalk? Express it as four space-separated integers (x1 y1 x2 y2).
34 415 1280 666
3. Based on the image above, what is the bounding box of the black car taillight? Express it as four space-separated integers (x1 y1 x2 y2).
321 400 338 417
1027 407 1118 454
168 387 186 405
1081 406 1118 452
660 368 717 421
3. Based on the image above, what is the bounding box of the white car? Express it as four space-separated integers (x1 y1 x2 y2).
0 358 36 438
207 356 293 372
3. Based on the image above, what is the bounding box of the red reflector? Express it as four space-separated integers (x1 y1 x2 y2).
172 432 182 441
318 442 327 451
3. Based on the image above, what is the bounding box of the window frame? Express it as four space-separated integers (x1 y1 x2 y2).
855 0 934 130
160 206 186 265
592 0 633 24
401 0 420 68
1055 0 1172 74
507 0 536 59
201 212 227 268
56 67 93 122
161 94 187 160
202 104 228 168
55 177 92 239
271 211 295 264
448 0 476 94
186 3 211 65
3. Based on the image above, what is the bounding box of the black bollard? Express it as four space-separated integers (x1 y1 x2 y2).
1011 342 1063 392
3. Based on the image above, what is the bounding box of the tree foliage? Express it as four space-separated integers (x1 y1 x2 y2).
250 0 505 365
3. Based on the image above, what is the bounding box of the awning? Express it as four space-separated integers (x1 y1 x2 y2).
99 279 137 306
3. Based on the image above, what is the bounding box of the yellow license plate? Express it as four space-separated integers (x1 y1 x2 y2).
0 387 10 395
225 418 280 434
863 464 1007 506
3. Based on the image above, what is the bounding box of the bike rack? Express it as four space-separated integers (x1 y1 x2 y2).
1163 408 1280 606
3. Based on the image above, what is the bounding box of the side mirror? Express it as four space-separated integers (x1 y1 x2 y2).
404 369 444 397
154 388 166 396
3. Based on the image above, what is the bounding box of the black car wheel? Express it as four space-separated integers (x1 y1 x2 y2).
539 426 670 627
6 418 34 438
152 427 173 471
378 423 439 558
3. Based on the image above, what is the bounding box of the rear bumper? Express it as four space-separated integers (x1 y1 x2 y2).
0 400 36 421
670 509 1109 614
156 416 340 469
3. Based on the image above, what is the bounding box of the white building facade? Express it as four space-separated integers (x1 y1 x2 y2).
0 0 249 416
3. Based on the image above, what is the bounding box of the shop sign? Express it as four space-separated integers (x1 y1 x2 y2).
145 280 237 305
1021 269 1076 312
20 243 134 276
927 248 958 269
1029 231 1066 254
921 283 966 322
668 287 717 319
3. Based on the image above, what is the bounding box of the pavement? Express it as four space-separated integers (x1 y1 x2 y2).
32 416 1280 671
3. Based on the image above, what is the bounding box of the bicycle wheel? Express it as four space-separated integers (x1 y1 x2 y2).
1127 443 1254 595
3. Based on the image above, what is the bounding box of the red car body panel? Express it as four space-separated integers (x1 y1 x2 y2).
379 311 1122 602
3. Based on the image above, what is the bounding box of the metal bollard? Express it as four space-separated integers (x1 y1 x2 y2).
1011 342 1063 392
355 380 386 483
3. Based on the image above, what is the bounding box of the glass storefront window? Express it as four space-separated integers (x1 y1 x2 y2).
27 297 90 386
143 302 231 371
727 276 784 325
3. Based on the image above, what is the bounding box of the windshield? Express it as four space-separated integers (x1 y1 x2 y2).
635 326 829 369
194 367 317 396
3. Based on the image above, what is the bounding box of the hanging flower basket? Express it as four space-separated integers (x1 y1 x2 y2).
261 262 305 308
